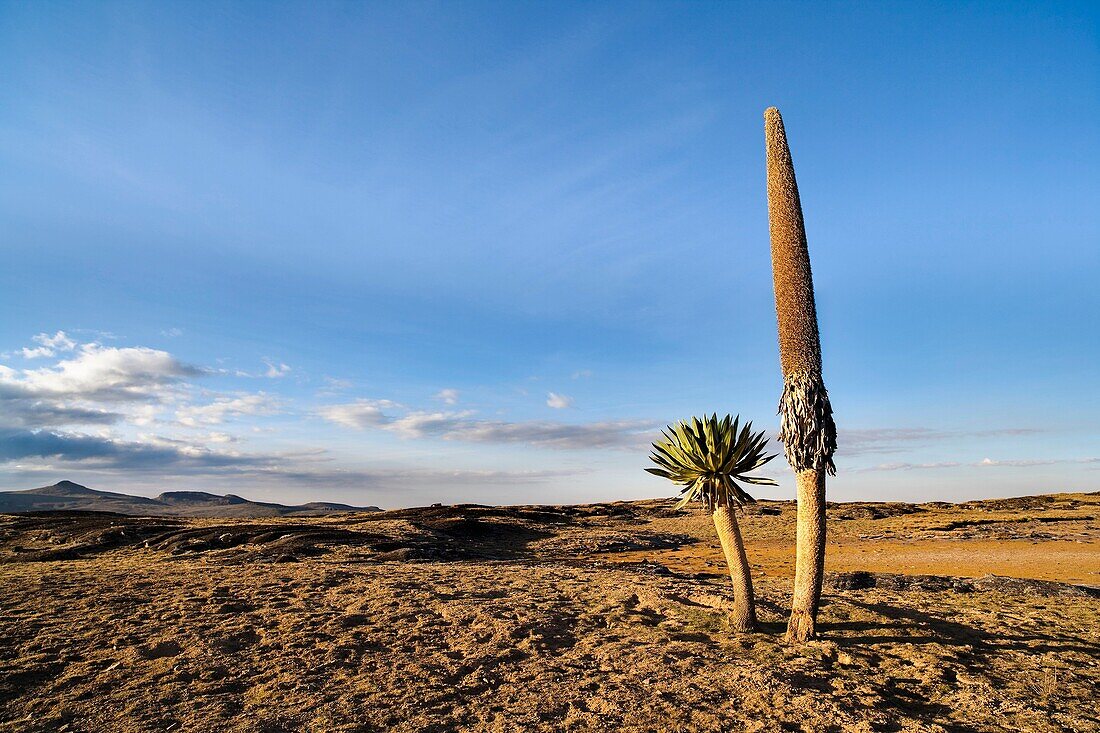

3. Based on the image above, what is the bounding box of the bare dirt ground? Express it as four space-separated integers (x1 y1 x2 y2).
1 493 1097 732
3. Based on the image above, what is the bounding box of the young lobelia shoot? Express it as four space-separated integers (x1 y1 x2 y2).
646 414 778 632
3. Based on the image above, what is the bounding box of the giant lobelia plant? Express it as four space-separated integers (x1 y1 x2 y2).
764 106 838 643
646 414 777 632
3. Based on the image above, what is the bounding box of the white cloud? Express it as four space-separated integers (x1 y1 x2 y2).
434 388 459 405
43 332 77 350
0 401 123 428
0 426 588 499
20 331 76 359
1 344 201 403
161 327 184 338
0 339 291 449
385 410 477 439
0 427 278 471
571 370 593 380
978 457 1061 468
1 338 205 432
316 399 401 429
546 392 574 409
129 404 161 426
176 393 280 427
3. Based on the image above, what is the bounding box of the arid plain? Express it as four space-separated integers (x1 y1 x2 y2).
1 492 1097 733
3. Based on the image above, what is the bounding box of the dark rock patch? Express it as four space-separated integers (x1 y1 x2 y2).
829 571 1100 598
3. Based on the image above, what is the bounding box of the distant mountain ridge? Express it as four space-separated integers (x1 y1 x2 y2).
0 480 381 517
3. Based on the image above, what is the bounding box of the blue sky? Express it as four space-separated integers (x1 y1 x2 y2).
1 1 1097 507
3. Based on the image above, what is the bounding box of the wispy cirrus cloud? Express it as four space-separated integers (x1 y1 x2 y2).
977 457 1100 468
263 359 291 378
849 461 964 472
840 427 1042 457
852 456 1099 472
318 399 657 450
229 359 292 379
262 466 586 490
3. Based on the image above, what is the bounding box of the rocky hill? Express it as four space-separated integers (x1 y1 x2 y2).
0 480 380 517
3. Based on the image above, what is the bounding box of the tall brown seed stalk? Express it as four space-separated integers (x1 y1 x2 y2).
763 107 837 643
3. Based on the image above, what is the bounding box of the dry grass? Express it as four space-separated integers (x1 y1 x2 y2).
1026 661 1063 708
0 492 1097 732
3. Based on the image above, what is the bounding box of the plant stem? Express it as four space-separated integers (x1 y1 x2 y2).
712 505 757 632
785 468 826 643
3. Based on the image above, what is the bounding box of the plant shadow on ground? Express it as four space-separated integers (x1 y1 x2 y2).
819 608 974 733
819 597 1099 733
830 599 1100 658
